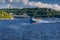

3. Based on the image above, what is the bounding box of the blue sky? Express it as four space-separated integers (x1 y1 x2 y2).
30 0 60 4
0 0 60 10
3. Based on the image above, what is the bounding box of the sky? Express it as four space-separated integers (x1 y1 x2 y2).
0 0 60 10
30 0 60 5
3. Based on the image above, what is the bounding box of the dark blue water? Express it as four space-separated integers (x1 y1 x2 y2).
0 18 60 40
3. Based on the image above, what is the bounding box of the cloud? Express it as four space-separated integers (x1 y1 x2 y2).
9 0 13 2
0 0 5 3
8 0 28 3
23 0 28 5
0 0 60 10
28 1 60 10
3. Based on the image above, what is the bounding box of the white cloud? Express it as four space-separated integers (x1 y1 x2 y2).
8 0 28 3
0 0 60 10
28 1 60 10
9 0 13 2
23 0 28 5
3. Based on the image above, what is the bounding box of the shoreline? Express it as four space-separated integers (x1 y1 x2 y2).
0 18 14 20
0 17 60 20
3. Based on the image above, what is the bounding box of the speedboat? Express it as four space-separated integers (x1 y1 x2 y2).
30 18 43 23
30 18 54 23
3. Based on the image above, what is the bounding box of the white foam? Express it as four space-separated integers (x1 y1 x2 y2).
37 20 60 23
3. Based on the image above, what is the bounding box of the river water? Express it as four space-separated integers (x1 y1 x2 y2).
0 18 60 40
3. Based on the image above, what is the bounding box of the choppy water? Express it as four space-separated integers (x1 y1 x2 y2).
0 18 60 40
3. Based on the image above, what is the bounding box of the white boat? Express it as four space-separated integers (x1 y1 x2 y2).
30 18 55 23
30 18 42 23
32 18 43 22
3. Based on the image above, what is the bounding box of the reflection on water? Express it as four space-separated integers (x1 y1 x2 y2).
0 18 60 40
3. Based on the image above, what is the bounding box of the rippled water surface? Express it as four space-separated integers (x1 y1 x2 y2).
0 18 60 40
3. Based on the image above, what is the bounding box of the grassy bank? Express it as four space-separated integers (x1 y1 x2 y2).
0 10 13 20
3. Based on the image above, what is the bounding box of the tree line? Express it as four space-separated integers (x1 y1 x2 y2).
0 8 60 18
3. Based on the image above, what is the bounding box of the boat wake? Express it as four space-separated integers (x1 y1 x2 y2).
30 18 60 24
36 20 60 23
20 20 60 25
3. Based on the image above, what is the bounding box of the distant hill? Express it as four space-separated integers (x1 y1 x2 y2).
0 8 60 18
